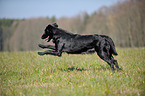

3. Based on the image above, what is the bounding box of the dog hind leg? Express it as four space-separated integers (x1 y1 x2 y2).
96 50 115 72
95 40 115 72
111 56 120 72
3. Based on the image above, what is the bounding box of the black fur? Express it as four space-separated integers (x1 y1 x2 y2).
38 23 120 72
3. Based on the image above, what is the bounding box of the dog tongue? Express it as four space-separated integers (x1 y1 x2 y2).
45 36 49 42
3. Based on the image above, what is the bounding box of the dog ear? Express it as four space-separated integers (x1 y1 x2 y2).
47 24 53 29
52 23 58 27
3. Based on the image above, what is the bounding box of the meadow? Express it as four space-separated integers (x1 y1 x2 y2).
0 48 144 96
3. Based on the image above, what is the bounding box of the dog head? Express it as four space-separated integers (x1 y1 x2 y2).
41 23 58 42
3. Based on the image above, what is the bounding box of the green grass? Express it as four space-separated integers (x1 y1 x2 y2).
0 48 145 96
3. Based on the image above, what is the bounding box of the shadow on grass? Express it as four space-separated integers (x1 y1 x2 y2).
60 66 88 72
59 65 122 72
97 65 123 72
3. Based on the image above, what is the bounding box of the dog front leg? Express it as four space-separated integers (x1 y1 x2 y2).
38 43 65 57
38 44 55 50
38 50 62 57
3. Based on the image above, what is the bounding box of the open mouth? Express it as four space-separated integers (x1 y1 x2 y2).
45 36 49 42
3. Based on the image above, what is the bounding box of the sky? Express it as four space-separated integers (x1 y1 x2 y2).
0 0 119 19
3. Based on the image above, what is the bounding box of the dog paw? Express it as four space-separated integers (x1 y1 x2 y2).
117 67 123 72
38 52 44 55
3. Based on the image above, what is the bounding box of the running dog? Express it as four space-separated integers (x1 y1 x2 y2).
38 23 120 72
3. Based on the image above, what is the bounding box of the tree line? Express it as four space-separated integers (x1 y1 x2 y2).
0 0 145 51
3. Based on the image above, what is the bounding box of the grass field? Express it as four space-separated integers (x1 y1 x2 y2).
0 48 145 96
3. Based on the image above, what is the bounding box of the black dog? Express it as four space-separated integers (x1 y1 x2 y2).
38 23 120 72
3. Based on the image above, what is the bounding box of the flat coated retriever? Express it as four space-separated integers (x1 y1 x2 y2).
38 23 120 72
